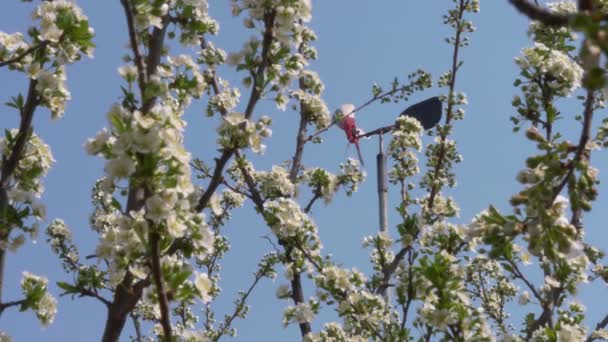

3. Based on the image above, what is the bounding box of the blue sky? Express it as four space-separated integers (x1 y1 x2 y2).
1 1 606 341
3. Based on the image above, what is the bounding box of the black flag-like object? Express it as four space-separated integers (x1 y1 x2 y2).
359 96 443 138
400 96 442 130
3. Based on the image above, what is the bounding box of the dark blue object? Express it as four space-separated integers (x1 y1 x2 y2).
400 97 442 130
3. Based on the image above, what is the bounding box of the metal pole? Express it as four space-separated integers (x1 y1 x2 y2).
377 134 389 304
377 135 388 234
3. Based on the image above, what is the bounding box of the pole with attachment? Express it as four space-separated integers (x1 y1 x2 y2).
377 135 388 233
376 134 389 303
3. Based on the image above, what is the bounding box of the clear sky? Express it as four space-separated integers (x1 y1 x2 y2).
1 1 606 341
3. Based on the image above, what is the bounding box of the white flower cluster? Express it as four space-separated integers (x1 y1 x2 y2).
208 188 246 217
528 1 577 45
336 158 366 196
0 32 27 60
0 331 11 342
290 89 331 130
199 41 227 68
176 0 219 45
35 68 71 119
420 193 460 219
217 112 272 154
389 116 423 184
515 43 583 96
86 66 215 289
33 1 90 45
546 1 577 14
0 130 54 247
0 1 94 117
20 271 58 326
194 272 213 303
283 301 316 326
46 219 78 265
419 221 466 248
263 198 309 238
165 54 208 103
229 1 320 112
254 165 295 198
526 196 589 269
31 1 94 118
315 266 367 293
391 116 423 152
303 167 338 204
336 290 389 328
231 0 312 46
207 78 241 115
304 322 367 342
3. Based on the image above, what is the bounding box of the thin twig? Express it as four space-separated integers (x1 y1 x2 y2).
305 85 418 142
401 249 415 327
212 267 269 341
426 0 466 215
506 259 542 303
551 90 594 201
0 42 47 68
304 192 321 213
149 232 173 340
119 0 147 99
78 287 111 307
0 299 26 315
586 313 608 342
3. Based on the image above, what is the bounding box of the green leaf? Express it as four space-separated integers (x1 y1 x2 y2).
57 281 79 295
169 269 192 290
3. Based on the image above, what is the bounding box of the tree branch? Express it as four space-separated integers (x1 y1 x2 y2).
212 264 270 341
149 232 173 340
426 0 466 216
196 12 276 212
0 298 26 315
0 42 47 68
233 151 313 336
101 276 150 342
1 79 40 187
119 0 147 100
375 246 410 295
0 78 40 303
586 313 608 342
508 0 571 26
77 287 111 307
303 192 321 214
103 3 171 340
551 90 594 201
